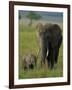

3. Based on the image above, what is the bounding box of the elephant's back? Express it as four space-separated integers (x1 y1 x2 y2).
46 24 62 37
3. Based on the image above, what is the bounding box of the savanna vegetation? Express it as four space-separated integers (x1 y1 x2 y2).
19 19 63 79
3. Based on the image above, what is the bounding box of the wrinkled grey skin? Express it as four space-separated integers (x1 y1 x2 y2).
36 23 62 69
23 54 37 70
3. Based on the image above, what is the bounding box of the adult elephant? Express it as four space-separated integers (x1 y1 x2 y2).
36 23 62 69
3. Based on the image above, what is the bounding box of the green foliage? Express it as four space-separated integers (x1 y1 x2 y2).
26 11 41 20
26 11 41 26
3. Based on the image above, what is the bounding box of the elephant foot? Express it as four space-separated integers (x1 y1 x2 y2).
55 60 58 64
47 59 51 69
48 62 51 68
50 64 55 69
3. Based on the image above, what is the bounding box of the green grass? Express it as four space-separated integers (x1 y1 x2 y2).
19 21 63 79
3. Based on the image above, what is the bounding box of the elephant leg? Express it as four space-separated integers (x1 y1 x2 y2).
54 47 59 64
55 35 62 64
40 46 47 67
50 48 55 69
47 50 51 68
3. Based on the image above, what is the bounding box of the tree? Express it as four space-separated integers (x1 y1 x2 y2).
26 11 41 26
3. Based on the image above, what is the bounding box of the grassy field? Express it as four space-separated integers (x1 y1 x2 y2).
19 20 63 79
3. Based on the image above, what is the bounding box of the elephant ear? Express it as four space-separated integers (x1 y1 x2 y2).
36 23 44 38
50 24 62 48
51 33 62 48
36 23 44 32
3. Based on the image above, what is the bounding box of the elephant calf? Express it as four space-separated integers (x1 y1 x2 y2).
23 54 37 70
